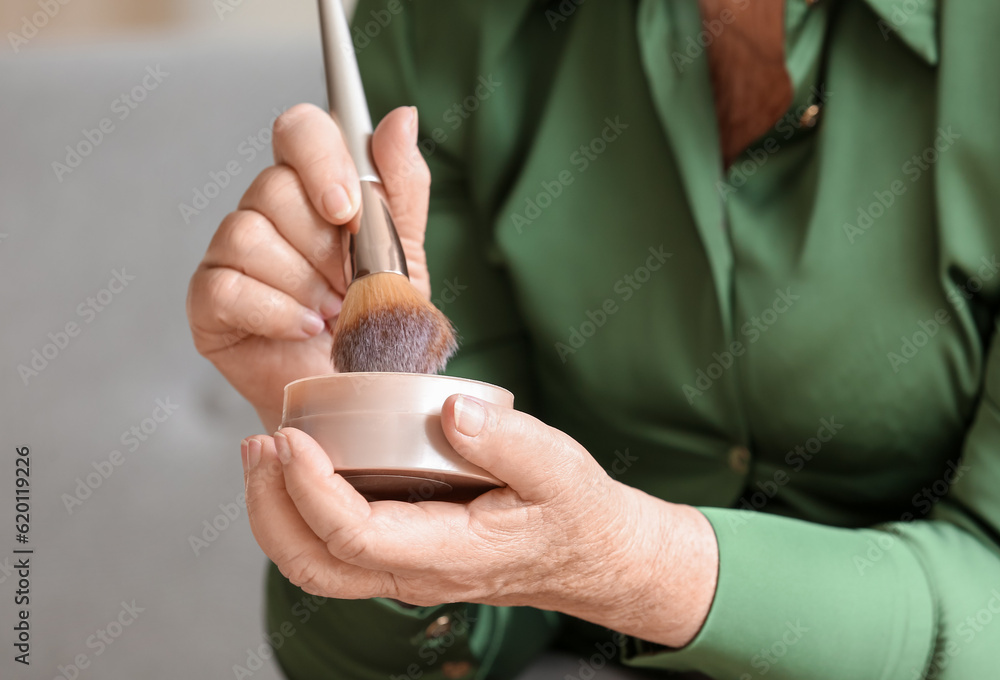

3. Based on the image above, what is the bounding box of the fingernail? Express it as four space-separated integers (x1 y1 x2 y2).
324 184 353 222
408 106 419 141
319 295 342 319
302 310 325 336
246 438 262 469
454 396 486 437
274 431 292 464
241 439 249 471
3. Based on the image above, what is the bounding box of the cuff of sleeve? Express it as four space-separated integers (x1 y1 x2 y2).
622 508 937 679
376 597 447 618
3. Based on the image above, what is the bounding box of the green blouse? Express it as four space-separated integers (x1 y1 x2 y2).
264 1 1000 678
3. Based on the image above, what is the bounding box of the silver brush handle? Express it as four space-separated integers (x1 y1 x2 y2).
317 0 408 280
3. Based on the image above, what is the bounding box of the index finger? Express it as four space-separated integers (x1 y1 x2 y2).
242 436 390 598
275 428 468 572
272 103 362 228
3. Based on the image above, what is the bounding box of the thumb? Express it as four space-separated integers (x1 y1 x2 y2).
441 395 593 500
370 106 431 298
371 106 430 242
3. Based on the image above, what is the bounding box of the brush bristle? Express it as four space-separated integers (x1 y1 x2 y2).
332 272 458 374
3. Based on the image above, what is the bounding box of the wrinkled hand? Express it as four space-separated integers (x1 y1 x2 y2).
242 395 719 647
186 104 431 431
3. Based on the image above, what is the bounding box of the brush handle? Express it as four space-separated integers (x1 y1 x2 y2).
317 0 409 280
317 0 378 181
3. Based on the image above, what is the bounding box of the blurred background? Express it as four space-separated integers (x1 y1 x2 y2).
0 2 345 679
0 0 322 45
0 2 643 679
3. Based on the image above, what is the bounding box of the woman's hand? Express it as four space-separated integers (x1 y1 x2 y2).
242 395 720 648
186 104 431 431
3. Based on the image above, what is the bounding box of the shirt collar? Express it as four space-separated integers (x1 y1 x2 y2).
859 0 939 65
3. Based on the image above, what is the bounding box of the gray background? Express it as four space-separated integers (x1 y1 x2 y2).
0 32 647 680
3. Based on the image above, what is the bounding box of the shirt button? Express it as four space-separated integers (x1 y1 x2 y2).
799 103 822 129
442 661 473 678
728 446 750 475
425 615 452 639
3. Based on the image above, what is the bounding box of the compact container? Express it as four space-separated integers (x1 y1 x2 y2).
280 373 512 502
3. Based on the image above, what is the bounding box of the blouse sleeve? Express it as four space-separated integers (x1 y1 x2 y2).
624 4 1000 677
622 331 1000 679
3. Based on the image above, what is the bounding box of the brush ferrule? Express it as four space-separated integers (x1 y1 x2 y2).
350 180 409 281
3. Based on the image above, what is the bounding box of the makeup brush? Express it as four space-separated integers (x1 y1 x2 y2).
317 0 457 374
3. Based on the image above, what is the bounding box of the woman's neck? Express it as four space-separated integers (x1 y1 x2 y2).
699 0 792 168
